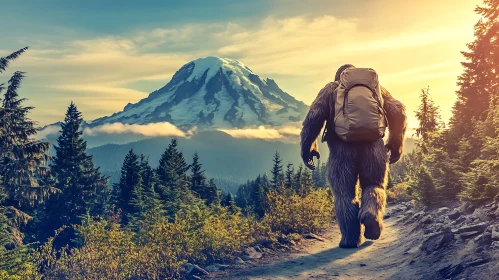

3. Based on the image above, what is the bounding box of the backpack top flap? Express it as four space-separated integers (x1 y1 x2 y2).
340 68 379 94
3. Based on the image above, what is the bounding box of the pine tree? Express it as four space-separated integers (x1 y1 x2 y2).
451 1 499 136
38 103 109 245
412 166 436 206
285 163 294 190
138 155 163 214
112 149 142 225
319 162 328 188
270 152 284 190
293 165 304 194
190 153 220 205
0 48 52 224
222 193 238 213
0 182 30 277
206 178 221 205
0 207 28 277
156 139 193 216
251 176 266 218
235 181 252 210
415 87 441 142
301 168 314 196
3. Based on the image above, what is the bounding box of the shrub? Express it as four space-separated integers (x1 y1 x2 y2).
263 188 335 234
386 182 413 203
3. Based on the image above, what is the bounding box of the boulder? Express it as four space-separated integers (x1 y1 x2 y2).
492 226 499 241
214 263 230 270
234 257 245 264
185 263 209 276
466 258 490 267
439 263 463 279
448 210 461 220
473 232 492 246
205 265 218 273
421 231 454 254
451 222 488 234
459 231 482 240
436 207 450 215
421 216 433 225
492 241 499 249
472 207 495 222
461 202 477 214
303 233 326 242
242 247 263 260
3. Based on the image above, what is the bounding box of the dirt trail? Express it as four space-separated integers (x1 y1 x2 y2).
211 208 425 280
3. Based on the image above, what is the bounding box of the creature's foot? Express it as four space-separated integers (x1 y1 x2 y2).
339 234 364 248
360 213 383 240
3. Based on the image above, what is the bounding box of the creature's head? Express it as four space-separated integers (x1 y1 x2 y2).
334 64 355 81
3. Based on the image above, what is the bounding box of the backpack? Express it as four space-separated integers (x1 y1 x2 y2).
323 68 387 142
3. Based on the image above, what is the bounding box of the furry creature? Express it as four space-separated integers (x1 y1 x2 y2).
300 64 407 248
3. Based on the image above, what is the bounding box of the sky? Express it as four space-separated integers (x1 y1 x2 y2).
0 0 481 129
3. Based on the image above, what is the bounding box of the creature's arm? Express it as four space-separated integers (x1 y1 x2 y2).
381 86 407 164
300 82 337 170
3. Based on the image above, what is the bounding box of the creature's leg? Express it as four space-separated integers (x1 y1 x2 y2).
358 140 388 240
327 141 363 248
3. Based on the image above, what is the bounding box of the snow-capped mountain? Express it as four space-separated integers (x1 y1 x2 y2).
90 57 308 129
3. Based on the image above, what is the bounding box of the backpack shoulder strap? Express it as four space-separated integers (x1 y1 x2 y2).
321 81 339 143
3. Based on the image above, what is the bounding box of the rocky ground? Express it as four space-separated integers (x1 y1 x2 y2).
184 199 499 280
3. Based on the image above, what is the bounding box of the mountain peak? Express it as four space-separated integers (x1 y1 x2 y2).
91 57 308 130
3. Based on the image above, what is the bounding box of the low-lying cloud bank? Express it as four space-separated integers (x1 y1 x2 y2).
218 124 302 140
83 122 194 138
38 121 416 144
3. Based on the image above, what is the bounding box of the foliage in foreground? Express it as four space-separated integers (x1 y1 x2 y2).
33 188 334 280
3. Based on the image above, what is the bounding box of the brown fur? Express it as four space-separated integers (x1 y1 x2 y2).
300 65 406 248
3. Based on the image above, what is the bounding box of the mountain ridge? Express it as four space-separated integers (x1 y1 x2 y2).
90 57 308 130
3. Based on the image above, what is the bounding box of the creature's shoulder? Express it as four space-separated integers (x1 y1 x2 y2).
320 81 338 95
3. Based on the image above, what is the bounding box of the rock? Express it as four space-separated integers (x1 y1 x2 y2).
185 263 209 276
451 222 488 234
383 213 391 219
474 232 492 246
421 216 433 225
459 231 482 240
234 257 245 264
460 202 476 214
436 207 450 215
204 265 218 272
189 276 203 280
492 241 499 249
424 229 433 235
242 247 263 260
472 207 495 222
421 231 454 254
359 263 367 267
448 210 461 220
467 258 489 267
492 226 499 241
452 217 466 227
214 264 230 270
439 263 464 279
253 245 263 252
302 233 326 242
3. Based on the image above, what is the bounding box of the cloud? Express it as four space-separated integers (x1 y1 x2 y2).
83 122 193 138
219 124 302 140
36 124 61 140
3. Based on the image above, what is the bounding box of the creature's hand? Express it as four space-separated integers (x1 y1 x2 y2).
303 150 320 170
385 144 401 164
